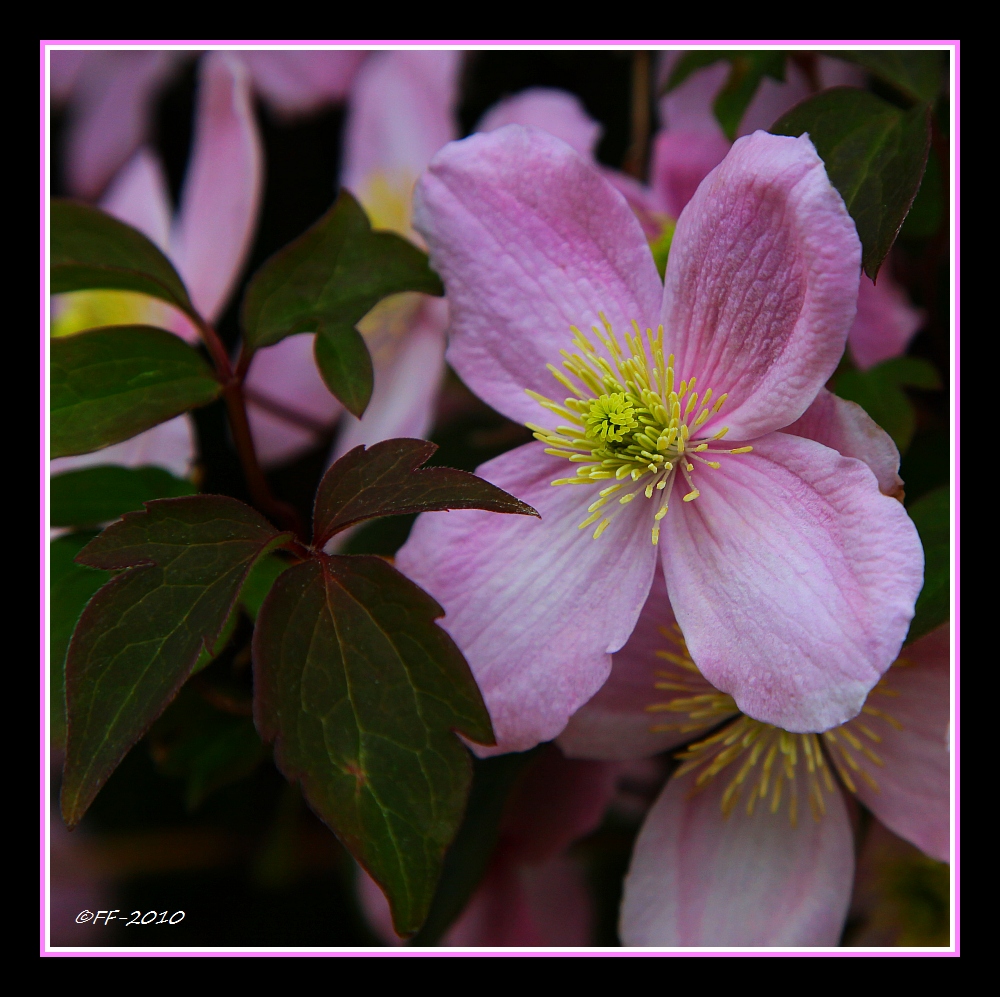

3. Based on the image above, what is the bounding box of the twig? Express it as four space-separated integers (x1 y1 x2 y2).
622 51 653 181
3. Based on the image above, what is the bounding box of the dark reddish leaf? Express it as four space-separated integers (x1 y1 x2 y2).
254 554 494 936
61 495 290 827
313 438 538 549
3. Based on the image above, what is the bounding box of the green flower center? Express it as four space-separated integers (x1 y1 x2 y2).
526 315 753 544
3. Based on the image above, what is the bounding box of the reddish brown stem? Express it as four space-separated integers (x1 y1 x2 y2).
191 314 304 539
622 51 653 181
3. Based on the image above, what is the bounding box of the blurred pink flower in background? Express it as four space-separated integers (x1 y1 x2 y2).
244 53 610 473
396 125 922 755
51 52 264 479
359 746 619 946
51 48 364 201
624 53 925 369
244 50 462 470
559 573 949 945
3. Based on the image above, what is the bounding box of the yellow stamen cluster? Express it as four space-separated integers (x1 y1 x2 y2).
646 625 904 825
527 315 752 544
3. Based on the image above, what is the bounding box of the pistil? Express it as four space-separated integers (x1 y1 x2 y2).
527 316 752 543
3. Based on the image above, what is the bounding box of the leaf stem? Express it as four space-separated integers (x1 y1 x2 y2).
192 315 304 538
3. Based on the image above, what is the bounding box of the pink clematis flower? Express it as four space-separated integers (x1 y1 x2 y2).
636 54 924 368
558 573 948 945
51 52 263 479
395 126 923 754
358 746 619 946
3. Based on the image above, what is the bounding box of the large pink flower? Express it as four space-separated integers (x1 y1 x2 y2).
559 577 949 945
396 126 923 753
51 52 263 479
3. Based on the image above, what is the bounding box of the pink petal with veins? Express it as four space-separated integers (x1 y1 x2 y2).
661 131 861 440
396 443 657 753
785 387 904 498
663 432 923 732
413 126 662 426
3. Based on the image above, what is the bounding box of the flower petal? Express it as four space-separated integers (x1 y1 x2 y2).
477 88 603 158
244 333 343 469
850 624 950 862
661 131 861 440
50 414 196 479
342 50 461 236
64 51 182 199
620 766 854 946
848 268 925 370
170 53 263 323
648 129 730 219
785 387 903 498
735 61 811 137
396 442 658 753
657 59 730 138
662 431 924 732
239 50 365 117
559 570 731 761
413 126 662 426
100 148 172 250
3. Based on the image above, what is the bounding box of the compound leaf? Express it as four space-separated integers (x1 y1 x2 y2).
254 554 494 936
61 495 289 826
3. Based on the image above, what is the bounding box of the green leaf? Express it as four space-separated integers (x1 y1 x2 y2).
313 439 539 549
51 200 194 315
313 321 374 419
150 688 266 811
238 552 292 622
240 190 443 415
771 88 931 279
833 356 941 453
51 465 196 528
665 51 786 140
833 51 944 104
254 554 494 937
906 486 949 644
50 533 108 751
409 750 539 945
51 326 222 458
61 495 290 827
